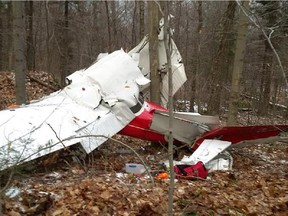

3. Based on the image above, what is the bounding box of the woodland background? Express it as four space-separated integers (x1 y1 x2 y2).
0 0 288 120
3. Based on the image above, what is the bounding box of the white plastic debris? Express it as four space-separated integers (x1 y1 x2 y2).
5 187 21 198
125 163 145 174
47 171 62 179
205 151 233 171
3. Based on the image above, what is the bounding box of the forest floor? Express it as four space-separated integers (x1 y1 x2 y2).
0 71 288 215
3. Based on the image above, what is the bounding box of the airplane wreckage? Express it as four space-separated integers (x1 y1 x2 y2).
1 23 288 179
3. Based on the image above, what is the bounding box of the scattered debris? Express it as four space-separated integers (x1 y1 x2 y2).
2 138 287 215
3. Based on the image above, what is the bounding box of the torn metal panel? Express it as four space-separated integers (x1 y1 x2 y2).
150 110 208 144
70 50 150 108
129 35 187 107
0 50 147 170
181 139 231 165
173 112 220 130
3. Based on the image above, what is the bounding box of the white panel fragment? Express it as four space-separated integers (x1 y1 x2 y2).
181 139 231 165
205 151 233 171
85 50 144 107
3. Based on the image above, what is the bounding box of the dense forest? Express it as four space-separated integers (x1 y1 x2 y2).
0 0 288 118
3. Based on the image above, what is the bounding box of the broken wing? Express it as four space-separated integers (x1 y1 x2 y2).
0 50 149 170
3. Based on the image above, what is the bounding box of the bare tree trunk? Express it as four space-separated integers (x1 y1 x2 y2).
0 2 3 70
12 1 27 104
26 1 34 71
139 0 145 39
227 1 249 125
111 1 118 50
8 2 13 71
190 1 203 112
59 0 72 87
131 2 137 46
92 1 103 54
105 1 111 52
184 1 189 76
148 1 160 104
45 1 51 74
174 1 181 44
272 73 280 114
259 40 273 115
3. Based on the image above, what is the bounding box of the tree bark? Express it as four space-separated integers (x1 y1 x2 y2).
26 1 34 71
259 40 273 115
227 1 249 125
45 1 51 73
59 0 71 87
131 2 137 46
148 1 160 104
189 1 203 112
111 1 118 50
8 2 13 71
139 0 145 39
105 1 111 52
0 2 3 70
12 1 27 104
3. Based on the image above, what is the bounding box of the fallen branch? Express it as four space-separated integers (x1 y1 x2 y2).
27 73 59 91
223 85 288 112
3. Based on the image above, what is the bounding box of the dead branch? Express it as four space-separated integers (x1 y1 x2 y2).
47 123 67 150
27 73 59 91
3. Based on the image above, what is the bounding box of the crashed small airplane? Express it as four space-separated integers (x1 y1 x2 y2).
1 22 288 175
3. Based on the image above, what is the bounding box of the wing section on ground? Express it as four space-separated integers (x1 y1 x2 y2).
0 50 148 170
193 125 288 151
